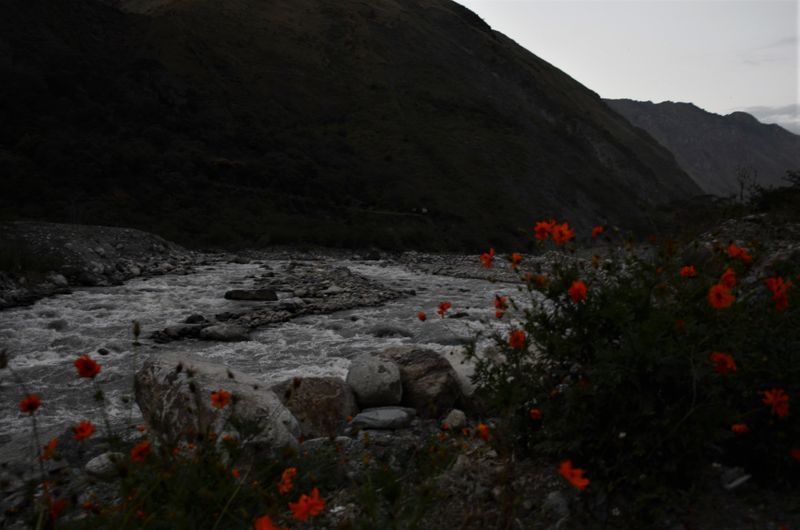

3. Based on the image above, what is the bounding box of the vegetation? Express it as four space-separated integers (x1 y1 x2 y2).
467 218 799 523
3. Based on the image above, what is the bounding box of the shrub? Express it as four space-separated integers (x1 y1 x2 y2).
467 222 799 520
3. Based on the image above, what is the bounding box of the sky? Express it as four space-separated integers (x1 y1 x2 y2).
455 0 800 133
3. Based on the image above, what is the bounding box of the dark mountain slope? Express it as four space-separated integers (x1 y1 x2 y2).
0 0 699 249
605 99 800 197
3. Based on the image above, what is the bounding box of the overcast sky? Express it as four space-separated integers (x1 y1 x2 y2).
456 0 800 133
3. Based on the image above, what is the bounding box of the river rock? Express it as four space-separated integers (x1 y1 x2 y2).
199 324 249 342
162 323 204 339
443 409 467 429
380 347 463 418
85 452 125 480
135 352 300 449
272 377 358 438
346 354 402 407
350 407 416 430
224 289 278 301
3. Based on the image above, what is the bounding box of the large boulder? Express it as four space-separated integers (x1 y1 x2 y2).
271 377 358 439
134 353 299 449
346 354 402 407
380 347 464 418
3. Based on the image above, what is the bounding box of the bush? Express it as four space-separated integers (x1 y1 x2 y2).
467 222 799 520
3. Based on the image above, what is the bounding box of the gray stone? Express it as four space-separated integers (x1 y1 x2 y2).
346 355 402 407
351 407 416 430
321 285 344 295
224 289 278 301
277 297 305 312
45 273 68 287
135 352 300 449
199 324 249 342
541 490 570 520
163 324 204 339
366 325 414 338
85 452 125 480
272 377 358 438
184 314 207 324
442 409 467 429
381 347 463 417
46 319 68 331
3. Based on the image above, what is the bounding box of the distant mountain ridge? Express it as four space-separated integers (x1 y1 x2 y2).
0 0 699 249
605 99 800 197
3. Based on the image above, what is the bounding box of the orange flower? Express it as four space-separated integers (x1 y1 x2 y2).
708 284 735 309
417 311 427 322
709 352 737 375
288 487 325 521
727 243 753 264
568 280 587 303
508 329 526 350
720 267 737 288
551 223 575 246
254 515 287 530
559 460 589 490
529 407 542 420
131 440 152 463
494 295 508 319
476 422 490 441
679 265 697 278
591 225 604 237
73 420 96 441
534 219 556 241
211 389 232 409
763 388 790 418
731 423 749 434
41 437 58 461
277 467 297 495
437 301 452 318
479 248 495 269
766 277 792 311
510 252 522 269
74 355 101 378
19 394 41 414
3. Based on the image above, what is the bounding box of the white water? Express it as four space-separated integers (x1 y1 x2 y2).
0 258 530 448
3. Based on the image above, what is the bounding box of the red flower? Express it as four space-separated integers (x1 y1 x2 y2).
19 394 41 414
74 355 101 378
254 515 287 530
49 498 66 521
508 329 526 350
529 407 542 420
417 311 427 322
790 448 800 461
437 301 452 318
510 252 522 269
719 267 737 288
131 440 151 463
551 223 575 246
709 352 737 374
591 225 604 237
41 437 58 461
559 460 589 490
494 295 508 319
231 467 241 478
476 422 490 441
708 284 735 309
73 420 96 441
288 487 325 521
766 277 792 311
211 389 232 409
534 219 556 241
679 265 697 278
479 248 495 269
731 423 749 434
727 243 753 263
763 388 790 418
568 280 587 303
277 467 297 495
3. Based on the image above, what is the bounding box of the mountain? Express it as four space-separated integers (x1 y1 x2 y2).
605 99 800 197
0 0 699 249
